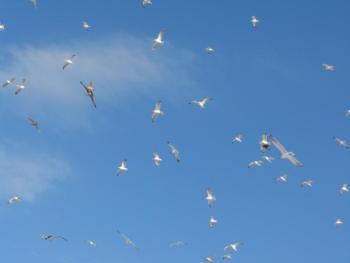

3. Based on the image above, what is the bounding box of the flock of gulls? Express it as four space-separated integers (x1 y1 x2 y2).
1 0 349 261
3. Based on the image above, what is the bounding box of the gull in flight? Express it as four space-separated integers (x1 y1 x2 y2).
8 196 21 205
117 159 128 176
335 218 343 227
334 137 349 149
340 184 349 194
270 135 303 167
262 156 275 163
152 31 165 51
152 153 162 167
151 101 164 122
15 79 27 95
224 242 243 252
86 240 97 248
2 77 15 87
28 117 40 132
170 240 186 247
117 230 139 250
301 180 313 188
202 256 214 263
30 0 38 8
80 81 96 108
142 0 152 8
206 188 216 208
82 21 91 31
322 63 335 72
209 216 218 228
190 97 213 109
251 16 259 28
232 135 243 143
63 54 76 70
0 22 5 31
223 254 232 260
259 133 271 152
41 234 67 241
167 142 180 162
346 109 350 117
248 160 263 168
276 174 288 183
206 47 215 54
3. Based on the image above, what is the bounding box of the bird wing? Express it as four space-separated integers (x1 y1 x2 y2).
152 40 159 50
269 135 288 155
89 93 97 108
63 61 69 70
158 31 164 41
80 81 88 91
286 154 304 167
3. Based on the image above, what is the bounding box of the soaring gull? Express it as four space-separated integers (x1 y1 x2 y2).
269 135 303 167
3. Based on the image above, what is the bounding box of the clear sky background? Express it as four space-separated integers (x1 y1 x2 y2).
0 0 349 262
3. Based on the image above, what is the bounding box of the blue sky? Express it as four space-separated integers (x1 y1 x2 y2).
0 0 349 262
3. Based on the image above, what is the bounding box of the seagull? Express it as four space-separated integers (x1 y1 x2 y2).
205 47 215 54
41 235 67 242
206 188 216 208
202 256 214 263
7 196 21 204
117 159 128 176
335 218 343 227
259 133 271 152
276 174 288 183
248 160 263 168
152 153 162 167
232 135 243 143
63 54 76 70
167 142 180 162
170 240 186 247
224 242 243 252
209 216 218 228
82 21 91 31
15 79 27 95
190 97 213 109
322 63 335 72
223 254 232 260
80 81 96 108
270 135 304 167
86 240 97 248
30 0 38 8
0 22 5 31
340 184 349 194
301 180 313 188
152 31 165 51
2 77 15 87
142 0 152 7
262 156 275 163
28 117 40 132
116 230 139 250
151 101 164 122
251 16 259 28
334 137 349 149
346 109 350 117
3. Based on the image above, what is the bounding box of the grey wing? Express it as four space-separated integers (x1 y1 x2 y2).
62 62 69 70
270 135 288 154
90 94 97 108
152 41 159 50
286 154 304 167
80 81 88 91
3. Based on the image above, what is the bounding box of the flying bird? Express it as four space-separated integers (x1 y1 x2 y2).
117 159 128 176
262 156 275 163
190 97 213 109
202 256 214 263
224 242 243 252
232 135 243 143
339 184 349 195
152 153 162 167
142 0 152 7
152 31 165 50
151 101 164 122
259 133 271 152
334 137 349 149
41 235 67 241
205 47 215 54
82 21 91 31
0 22 5 31
170 240 186 247
86 240 97 248
80 81 96 108
346 109 350 117
269 135 303 167
63 54 76 70
322 63 335 72
2 77 15 87
248 160 263 168
15 79 27 95
209 216 218 228
30 0 38 8
335 218 343 227
251 16 259 28
116 230 139 250
167 142 180 162
223 254 232 260
301 180 313 188
28 117 40 132
276 174 288 183
7 196 21 204
206 188 216 208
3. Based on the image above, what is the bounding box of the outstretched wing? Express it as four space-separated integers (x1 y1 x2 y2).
269 135 288 155
286 154 304 167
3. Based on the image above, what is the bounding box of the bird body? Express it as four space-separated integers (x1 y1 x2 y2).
151 101 164 122
63 54 76 70
301 180 313 188
152 153 162 167
86 240 97 248
0 23 5 31
259 133 271 152
152 31 164 50
28 117 40 132
277 174 288 183
41 234 67 241
251 16 259 27
82 21 91 31
206 47 215 54
270 135 303 167
80 81 96 108
224 242 243 252
170 240 186 247
15 79 27 95
2 77 15 87
335 218 343 226
248 160 263 168
190 97 213 109
322 64 335 71
340 184 349 194
142 0 152 7
117 159 128 176
8 196 21 204
262 156 275 163
232 135 243 143
206 188 216 207
117 230 139 250
209 216 217 228
334 137 349 149
202 256 214 263
167 142 180 162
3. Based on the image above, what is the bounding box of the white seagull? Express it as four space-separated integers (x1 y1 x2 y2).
152 31 165 51
86 240 97 248
206 47 215 54
190 97 213 109
142 0 152 8
15 79 27 95
117 230 139 250
167 142 180 162
232 135 243 143
209 216 218 228
224 242 243 252
334 137 349 149
2 77 15 87
80 81 96 108
335 218 343 227
63 54 76 70
223 254 232 260
82 21 91 31
206 188 216 208
262 156 275 163
202 256 214 263
251 16 259 28
248 160 263 168
152 152 162 167
340 184 349 195
259 133 271 152
170 240 186 247
0 22 5 32
117 159 128 176
270 135 303 167
301 180 313 188
322 63 335 72
8 196 21 205
276 174 288 183
151 101 164 122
